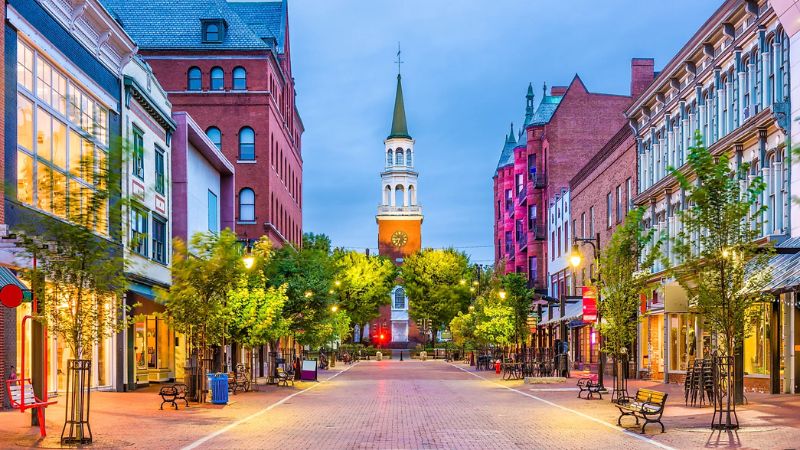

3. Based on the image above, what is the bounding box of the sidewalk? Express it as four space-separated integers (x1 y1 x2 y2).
460 361 800 449
0 364 352 449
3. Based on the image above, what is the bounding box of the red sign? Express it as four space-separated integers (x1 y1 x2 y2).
0 284 23 308
582 286 598 323
640 293 647 314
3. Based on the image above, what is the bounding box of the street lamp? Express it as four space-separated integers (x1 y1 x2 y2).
304 290 313 298
242 239 255 269
571 233 604 391
498 290 507 300
331 305 338 312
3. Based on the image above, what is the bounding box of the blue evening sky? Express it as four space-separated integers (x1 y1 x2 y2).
291 1 721 264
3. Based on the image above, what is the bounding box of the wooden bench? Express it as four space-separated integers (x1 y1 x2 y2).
616 388 668 434
577 376 602 400
276 367 294 387
6 379 57 437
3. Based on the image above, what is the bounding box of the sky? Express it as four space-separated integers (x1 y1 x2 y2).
290 0 722 264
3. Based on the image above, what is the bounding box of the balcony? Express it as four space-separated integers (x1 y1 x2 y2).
517 234 528 251
532 173 546 189
531 222 546 240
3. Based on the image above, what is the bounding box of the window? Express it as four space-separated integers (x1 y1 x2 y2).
202 20 224 43
564 220 569 253
208 190 218 233
387 149 393 166
238 127 255 160
589 206 595 235
616 185 622 223
395 148 404 165
394 288 405 309
210 67 224 91
580 212 586 237
206 127 221 149
406 150 412 166
188 67 201 91
16 42 110 234
516 174 524 194
557 226 562 257
529 256 537 283
131 208 148 256
132 128 144 179
152 216 167 264
505 189 512 212
606 192 612 228
626 178 632 213
239 188 255 222
155 147 165 195
232 67 247 90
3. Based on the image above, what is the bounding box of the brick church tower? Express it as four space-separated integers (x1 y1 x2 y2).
373 72 423 347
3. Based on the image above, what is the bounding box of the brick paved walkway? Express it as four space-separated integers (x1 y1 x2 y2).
3 360 800 449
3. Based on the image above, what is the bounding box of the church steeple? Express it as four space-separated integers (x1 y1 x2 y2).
388 74 411 139
524 83 535 125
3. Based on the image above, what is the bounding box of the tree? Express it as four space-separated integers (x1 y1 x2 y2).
449 310 477 348
15 135 128 443
669 132 771 425
596 206 659 360
499 273 533 348
473 303 516 348
264 233 336 347
158 229 243 402
332 250 397 336
400 248 471 344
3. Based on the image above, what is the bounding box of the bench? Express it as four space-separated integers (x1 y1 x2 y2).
228 372 250 395
6 379 57 437
276 367 294 387
616 388 668 434
577 376 602 400
158 383 189 410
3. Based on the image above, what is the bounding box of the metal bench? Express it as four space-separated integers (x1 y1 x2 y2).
6 379 57 437
616 388 668 434
276 367 294 387
577 376 602 400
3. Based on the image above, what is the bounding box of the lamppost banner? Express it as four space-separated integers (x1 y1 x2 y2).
582 286 597 323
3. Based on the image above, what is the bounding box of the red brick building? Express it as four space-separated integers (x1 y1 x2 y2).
493 60 652 293
102 0 303 247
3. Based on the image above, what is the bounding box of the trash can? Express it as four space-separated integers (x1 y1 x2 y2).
376 351 383 361
208 373 229 405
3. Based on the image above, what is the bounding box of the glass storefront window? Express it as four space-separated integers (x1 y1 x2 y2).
669 313 697 371
744 302 772 376
136 316 174 372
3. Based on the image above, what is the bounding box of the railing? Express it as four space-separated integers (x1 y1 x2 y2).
377 205 423 215
532 174 546 189
531 222 546 240
517 186 528 206
517 235 528 251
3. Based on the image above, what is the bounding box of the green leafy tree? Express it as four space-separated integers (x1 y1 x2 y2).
669 132 771 414
596 206 659 360
332 250 397 334
400 248 471 345
158 229 243 402
499 273 533 348
264 233 336 347
474 302 515 348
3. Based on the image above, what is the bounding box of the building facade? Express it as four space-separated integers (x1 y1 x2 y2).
4 0 136 394
493 63 649 294
629 0 794 393
119 56 177 390
101 0 303 248
375 74 423 348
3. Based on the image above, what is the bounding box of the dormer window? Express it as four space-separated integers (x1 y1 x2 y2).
202 19 226 43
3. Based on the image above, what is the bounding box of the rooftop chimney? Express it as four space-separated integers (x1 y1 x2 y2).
630 58 655 99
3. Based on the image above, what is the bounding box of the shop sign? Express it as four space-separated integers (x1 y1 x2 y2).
0 284 24 308
582 286 597 323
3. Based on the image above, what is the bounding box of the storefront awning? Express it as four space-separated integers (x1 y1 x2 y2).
0 267 30 291
539 301 583 326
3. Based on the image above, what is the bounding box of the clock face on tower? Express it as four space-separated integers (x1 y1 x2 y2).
391 230 408 248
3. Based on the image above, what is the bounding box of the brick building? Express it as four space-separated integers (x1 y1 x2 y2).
493 63 650 293
102 0 303 247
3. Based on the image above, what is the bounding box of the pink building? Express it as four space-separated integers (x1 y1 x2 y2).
493 60 653 294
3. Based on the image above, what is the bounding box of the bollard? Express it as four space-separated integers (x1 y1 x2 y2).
400 350 404 361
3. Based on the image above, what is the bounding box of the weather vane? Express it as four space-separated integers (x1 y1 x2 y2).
395 42 403 76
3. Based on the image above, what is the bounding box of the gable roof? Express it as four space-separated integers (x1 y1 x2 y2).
99 0 284 52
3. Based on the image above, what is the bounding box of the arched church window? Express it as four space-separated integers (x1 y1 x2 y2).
395 148 404 165
387 149 393 166
394 288 405 309
406 150 412 166
408 185 416 206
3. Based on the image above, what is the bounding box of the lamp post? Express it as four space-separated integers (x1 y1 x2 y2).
569 232 604 390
